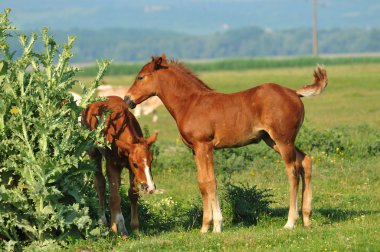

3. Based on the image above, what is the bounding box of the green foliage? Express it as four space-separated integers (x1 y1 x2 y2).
221 182 273 227
0 9 109 250
296 126 348 154
214 147 274 227
153 144 195 173
296 124 380 158
214 145 276 178
137 196 202 234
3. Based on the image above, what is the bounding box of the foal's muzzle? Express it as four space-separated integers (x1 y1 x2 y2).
124 96 136 109
141 183 156 194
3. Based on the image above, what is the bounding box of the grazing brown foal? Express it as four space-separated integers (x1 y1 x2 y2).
82 96 158 236
124 54 328 233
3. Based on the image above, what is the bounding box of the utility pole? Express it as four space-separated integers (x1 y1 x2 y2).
312 0 319 56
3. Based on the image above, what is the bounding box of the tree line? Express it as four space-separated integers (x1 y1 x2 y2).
8 26 380 63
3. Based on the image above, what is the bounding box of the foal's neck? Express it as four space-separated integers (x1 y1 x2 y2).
157 68 212 122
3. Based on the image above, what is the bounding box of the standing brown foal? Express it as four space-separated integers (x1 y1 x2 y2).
124 54 328 232
82 96 158 236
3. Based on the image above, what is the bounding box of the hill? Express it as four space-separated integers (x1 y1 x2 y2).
8 27 380 63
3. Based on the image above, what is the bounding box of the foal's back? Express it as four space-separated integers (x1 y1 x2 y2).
82 96 143 143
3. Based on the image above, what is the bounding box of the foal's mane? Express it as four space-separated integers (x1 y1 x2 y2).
167 60 213 91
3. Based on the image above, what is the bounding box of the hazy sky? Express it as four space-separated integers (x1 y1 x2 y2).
1 0 379 33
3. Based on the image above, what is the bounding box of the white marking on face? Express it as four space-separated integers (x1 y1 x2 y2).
144 158 155 192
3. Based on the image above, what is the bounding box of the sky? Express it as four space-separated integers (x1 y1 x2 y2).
1 0 380 34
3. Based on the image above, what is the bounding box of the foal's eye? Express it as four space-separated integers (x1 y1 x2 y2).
137 76 144 81
133 163 138 169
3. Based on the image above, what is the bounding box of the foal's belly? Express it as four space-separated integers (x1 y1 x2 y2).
213 127 264 149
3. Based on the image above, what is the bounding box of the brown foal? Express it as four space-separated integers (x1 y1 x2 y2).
82 96 158 236
124 54 328 232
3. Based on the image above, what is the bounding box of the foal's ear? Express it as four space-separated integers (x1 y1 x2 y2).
154 54 168 70
160 53 167 62
115 139 132 154
146 131 158 146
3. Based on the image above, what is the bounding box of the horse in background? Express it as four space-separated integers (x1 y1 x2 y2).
97 85 162 122
69 91 82 105
124 54 328 233
82 96 158 237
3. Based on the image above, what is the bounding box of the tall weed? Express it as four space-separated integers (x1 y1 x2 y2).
0 9 108 250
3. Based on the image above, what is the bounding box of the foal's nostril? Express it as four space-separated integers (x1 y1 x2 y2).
147 187 155 194
148 185 156 194
141 183 148 191
124 96 136 109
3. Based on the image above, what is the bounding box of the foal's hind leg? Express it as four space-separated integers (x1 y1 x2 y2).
278 143 300 229
296 147 312 228
89 148 108 226
263 135 300 229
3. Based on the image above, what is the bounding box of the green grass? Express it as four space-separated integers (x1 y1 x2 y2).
64 155 380 251
71 221 379 251
67 63 380 251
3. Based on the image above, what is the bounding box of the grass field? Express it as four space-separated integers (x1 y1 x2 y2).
69 63 380 251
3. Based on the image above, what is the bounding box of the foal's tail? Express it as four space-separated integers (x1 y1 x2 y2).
296 66 328 97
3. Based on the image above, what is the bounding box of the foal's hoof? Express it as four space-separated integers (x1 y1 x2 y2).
200 228 209 233
200 225 210 233
283 223 295 230
303 223 312 229
212 224 222 233
212 229 222 233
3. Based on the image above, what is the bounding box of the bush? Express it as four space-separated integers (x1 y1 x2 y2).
221 182 273 227
0 9 109 250
137 196 203 234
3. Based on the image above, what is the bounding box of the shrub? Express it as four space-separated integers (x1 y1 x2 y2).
220 182 273 227
137 196 203 234
0 9 109 250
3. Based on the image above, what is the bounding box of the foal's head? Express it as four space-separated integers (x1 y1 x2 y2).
124 54 168 108
115 132 158 194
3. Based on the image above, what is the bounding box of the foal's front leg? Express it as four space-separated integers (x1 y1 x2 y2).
128 169 140 231
106 158 128 236
194 142 223 233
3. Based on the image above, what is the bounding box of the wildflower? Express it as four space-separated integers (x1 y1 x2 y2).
10 106 20 115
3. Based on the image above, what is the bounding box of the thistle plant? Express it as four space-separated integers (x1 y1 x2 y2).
0 9 109 250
